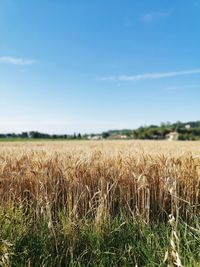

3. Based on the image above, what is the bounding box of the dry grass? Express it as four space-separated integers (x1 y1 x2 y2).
0 140 199 223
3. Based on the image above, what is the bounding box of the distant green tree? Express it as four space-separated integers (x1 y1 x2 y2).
77 133 82 139
21 132 28 138
102 132 110 139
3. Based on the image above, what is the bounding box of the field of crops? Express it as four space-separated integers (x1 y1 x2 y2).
0 140 200 266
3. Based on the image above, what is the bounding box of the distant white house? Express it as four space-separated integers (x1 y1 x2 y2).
120 135 128 139
166 132 179 141
108 134 128 140
87 135 103 140
185 124 191 129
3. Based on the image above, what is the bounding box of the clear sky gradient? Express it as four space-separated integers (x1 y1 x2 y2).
0 0 200 134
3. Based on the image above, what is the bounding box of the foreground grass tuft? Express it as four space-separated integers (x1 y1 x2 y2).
0 207 200 266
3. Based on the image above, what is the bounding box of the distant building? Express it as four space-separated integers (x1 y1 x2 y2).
166 132 179 141
88 135 103 140
185 124 191 129
108 134 128 140
120 135 128 139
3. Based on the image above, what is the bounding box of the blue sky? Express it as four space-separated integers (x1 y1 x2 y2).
0 0 200 134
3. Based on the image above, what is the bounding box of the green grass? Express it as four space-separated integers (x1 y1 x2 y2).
0 206 199 267
0 138 40 142
0 138 81 142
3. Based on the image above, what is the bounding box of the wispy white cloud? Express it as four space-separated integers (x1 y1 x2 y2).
100 68 200 82
119 69 200 81
140 12 170 23
0 56 35 65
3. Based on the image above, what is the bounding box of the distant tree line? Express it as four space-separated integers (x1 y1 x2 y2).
101 121 200 140
1 121 200 141
132 121 200 140
0 131 83 140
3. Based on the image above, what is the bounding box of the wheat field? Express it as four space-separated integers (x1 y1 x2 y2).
0 140 200 266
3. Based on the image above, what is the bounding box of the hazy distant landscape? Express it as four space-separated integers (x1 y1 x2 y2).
1 120 200 142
